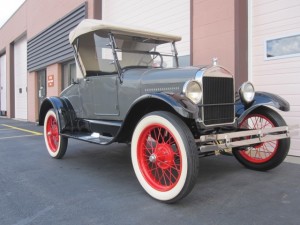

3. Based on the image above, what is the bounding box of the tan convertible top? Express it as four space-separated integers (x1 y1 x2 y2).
69 19 182 44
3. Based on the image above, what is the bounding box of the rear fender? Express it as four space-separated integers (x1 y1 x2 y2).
38 97 75 132
236 91 290 124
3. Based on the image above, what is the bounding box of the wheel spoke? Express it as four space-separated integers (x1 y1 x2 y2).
239 113 279 163
137 123 182 191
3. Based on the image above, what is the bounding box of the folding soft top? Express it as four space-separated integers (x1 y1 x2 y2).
69 19 182 44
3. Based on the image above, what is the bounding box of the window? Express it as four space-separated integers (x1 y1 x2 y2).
266 34 300 60
62 61 76 90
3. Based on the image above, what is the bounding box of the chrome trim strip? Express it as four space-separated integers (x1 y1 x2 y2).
85 119 122 127
196 118 237 128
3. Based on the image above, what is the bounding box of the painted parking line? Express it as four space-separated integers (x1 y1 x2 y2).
0 134 42 140
0 124 43 135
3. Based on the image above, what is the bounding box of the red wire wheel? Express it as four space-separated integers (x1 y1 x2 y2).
238 114 278 163
46 114 60 152
233 108 290 171
131 111 199 203
44 109 68 159
137 124 182 191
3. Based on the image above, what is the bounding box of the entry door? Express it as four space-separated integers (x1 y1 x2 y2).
14 36 28 120
0 54 6 115
37 70 46 109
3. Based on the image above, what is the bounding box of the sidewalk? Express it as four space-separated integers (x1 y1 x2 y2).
285 155 300 164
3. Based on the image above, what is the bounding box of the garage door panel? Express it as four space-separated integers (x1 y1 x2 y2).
253 73 299 85
0 54 6 112
251 0 300 156
252 21 300 37
253 6 300 26
14 36 28 120
253 67 300 76
102 0 190 58
284 117 300 126
278 96 300 107
290 139 300 156
255 84 300 95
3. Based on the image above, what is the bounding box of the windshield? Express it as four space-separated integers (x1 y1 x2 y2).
113 34 177 69
75 32 178 76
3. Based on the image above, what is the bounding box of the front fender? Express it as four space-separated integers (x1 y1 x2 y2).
236 91 290 124
132 92 199 119
115 93 198 143
38 97 75 132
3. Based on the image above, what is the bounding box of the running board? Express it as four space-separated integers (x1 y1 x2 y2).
62 132 114 145
196 125 299 153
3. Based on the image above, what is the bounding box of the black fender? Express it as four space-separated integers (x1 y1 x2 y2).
115 93 198 143
235 91 290 124
38 96 76 132
131 92 199 119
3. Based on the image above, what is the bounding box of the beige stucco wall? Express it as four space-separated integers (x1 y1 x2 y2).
27 71 37 122
46 64 62 98
0 0 100 121
192 0 235 73
0 0 96 48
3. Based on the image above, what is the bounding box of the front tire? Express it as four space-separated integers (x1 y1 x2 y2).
131 111 199 203
44 109 68 159
233 108 290 171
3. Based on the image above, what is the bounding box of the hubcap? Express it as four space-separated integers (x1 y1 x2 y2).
149 154 156 163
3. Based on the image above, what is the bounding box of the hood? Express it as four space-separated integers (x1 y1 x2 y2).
140 66 202 94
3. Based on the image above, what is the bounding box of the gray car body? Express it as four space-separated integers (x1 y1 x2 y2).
61 67 200 121
38 62 290 145
38 25 291 146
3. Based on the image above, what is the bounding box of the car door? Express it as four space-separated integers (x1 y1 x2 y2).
89 74 119 117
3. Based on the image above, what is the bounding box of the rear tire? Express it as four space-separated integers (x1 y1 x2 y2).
131 111 199 203
233 108 290 171
44 109 68 159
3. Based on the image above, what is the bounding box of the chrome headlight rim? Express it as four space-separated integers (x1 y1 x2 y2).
239 81 255 105
183 80 203 104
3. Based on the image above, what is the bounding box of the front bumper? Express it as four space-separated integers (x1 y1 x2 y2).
196 125 299 153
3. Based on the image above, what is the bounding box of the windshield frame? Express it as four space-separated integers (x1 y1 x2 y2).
108 32 179 83
72 32 180 83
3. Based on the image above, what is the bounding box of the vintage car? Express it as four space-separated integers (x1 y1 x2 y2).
39 19 292 203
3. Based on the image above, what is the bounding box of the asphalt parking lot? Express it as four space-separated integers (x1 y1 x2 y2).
0 117 299 225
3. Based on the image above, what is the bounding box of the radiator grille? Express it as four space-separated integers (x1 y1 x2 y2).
202 77 234 125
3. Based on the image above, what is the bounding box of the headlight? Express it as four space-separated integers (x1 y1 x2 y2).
183 80 202 104
239 81 255 104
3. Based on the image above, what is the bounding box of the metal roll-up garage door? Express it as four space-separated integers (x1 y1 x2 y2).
14 36 28 120
0 54 6 116
102 0 190 66
249 0 300 156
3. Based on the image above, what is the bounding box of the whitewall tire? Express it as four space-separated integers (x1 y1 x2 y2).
131 111 199 203
44 109 68 159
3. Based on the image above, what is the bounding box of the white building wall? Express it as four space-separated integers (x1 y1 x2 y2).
102 0 190 63
250 0 300 156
